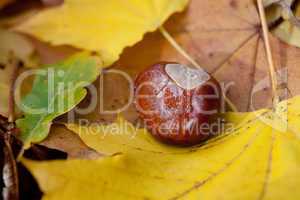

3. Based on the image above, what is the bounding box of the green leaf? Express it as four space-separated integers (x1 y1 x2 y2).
16 53 102 147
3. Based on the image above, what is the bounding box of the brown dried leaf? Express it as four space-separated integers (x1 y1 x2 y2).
111 0 300 112
41 125 102 159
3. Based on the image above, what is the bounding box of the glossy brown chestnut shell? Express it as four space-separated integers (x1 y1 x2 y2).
134 63 221 146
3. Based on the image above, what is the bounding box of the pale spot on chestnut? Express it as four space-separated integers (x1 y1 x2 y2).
165 63 210 90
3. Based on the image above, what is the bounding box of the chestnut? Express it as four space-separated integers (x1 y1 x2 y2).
134 63 221 146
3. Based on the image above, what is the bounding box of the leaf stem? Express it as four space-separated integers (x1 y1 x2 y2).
257 0 279 109
159 26 238 112
7 55 19 123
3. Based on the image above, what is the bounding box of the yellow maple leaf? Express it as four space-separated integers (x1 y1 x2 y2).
15 0 189 66
23 96 300 200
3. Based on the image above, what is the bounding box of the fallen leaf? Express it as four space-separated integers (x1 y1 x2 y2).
16 53 102 147
23 96 300 200
14 0 189 66
0 29 36 117
0 29 36 67
40 125 102 159
264 0 297 25
264 0 285 25
0 62 15 118
272 1 300 47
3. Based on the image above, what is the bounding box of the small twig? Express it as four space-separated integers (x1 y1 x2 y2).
159 26 238 112
3 132 19 200
257 0 279 109
159 26 202 69
1 54 20 200
7 54 19 123
1 121 20 200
